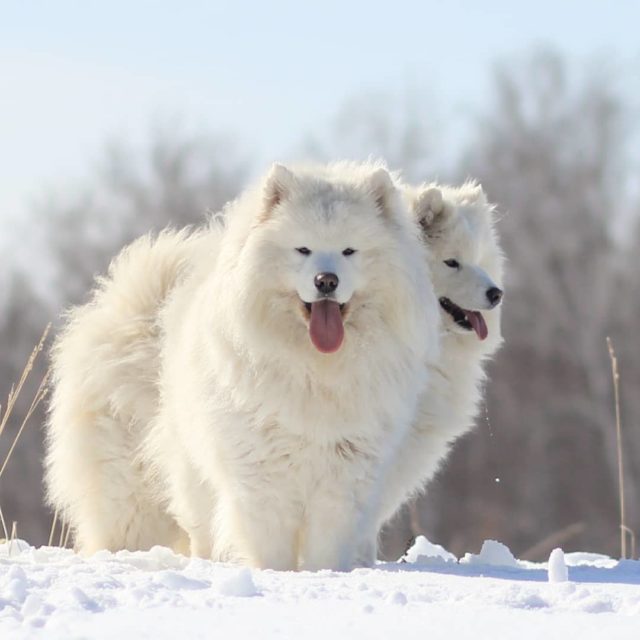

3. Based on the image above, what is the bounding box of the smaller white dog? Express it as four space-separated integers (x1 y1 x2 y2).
377 181 504 529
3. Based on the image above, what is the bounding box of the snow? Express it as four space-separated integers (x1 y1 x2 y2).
548 548 569 583
217 567 259 597
460 539 519 568
2 539 640 639
401 535 457 565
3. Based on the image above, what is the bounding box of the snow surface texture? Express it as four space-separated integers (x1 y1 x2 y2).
1 539 640 639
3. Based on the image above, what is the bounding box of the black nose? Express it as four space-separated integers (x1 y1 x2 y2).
314 272 339 295
486 287 503 307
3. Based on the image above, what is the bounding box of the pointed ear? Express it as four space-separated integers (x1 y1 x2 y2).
458 181 495 222
460 181 487 206
413 187 445 230
366 168 400 218
262 163 297 217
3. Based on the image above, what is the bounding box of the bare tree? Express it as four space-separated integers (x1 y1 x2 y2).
38 122 249 304
301 91 442 183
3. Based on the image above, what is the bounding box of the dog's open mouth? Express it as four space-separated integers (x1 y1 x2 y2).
301 299 348 354
439 297 488 341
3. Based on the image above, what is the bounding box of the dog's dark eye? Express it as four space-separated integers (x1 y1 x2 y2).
444 259 460 269
342 248 356 256
296 247 311 256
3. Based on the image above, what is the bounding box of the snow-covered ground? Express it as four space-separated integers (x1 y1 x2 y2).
2 537 639 639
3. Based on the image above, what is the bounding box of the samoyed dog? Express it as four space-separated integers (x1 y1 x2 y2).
45 161 439 571
377 181 504 529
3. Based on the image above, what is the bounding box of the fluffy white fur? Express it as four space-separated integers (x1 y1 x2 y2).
377 181 504 529
45 228 209 554
45 161 440 571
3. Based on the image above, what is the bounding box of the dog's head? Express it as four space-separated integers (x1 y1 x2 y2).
409 182 504 344
225 162 435 363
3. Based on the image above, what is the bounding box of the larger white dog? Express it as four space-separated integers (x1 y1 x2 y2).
45 161 439 571
377 181 504 530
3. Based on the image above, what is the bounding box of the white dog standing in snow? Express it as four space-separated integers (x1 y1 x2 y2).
377 181 504 531
45 161 440 570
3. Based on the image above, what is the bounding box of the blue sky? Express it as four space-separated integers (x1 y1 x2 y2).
2 0 639 224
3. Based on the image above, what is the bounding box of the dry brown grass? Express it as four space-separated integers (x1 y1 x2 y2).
0 324 50 542
47 507 74 548
606 336 636 559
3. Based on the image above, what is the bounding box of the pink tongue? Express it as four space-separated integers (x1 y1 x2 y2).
309 300 344 353
466 311 488 340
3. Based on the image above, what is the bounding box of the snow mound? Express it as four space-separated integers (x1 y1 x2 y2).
217 567 260 597
460 539 519 568
0 539 30 558
564 552 618 568
402 535 457 565
106 545 188 571
548 548 569 583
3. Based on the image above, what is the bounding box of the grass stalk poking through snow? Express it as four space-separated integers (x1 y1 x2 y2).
606 336 634 559
48 508 59 547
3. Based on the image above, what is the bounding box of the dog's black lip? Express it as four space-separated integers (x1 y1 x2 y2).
302 300 346 315
439 296 473 331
